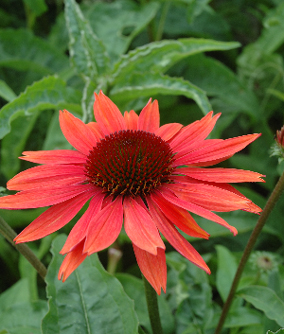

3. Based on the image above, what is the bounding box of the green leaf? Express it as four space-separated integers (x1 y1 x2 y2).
0 80 16 102
86 0 160 63
0 76 81 139
0 29 68 75
184 54 259 119
23 0 47 17
238 286 284 327
115 273 175 334
42 234 139 334
1 111 39 179
0 279 47 334
65 0 110 80
112 38 240 81
110 72 211 115
216 245 238 302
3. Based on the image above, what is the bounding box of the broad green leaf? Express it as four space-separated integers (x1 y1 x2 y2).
0 29 68 75
42 235 139 334
0 278 47 334
184 54 259 119
86 0 159 63
110 73 211 115
65 0 110 79
23 0 47 17
216 245 237 302
0 76 81 139
267 330 284 334
238 286 284 327
112 38 240 81
115 273 174 334
0 80 16 102
1 111 39 179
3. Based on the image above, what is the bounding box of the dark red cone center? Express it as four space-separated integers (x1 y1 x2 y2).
85 130 175 197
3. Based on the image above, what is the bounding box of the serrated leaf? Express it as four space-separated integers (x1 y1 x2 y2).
41 235 139 334
238 286 284 327
112 38 240 81
0 76 81 139
65 0 110 79
0 29 68 75
110 72 211 115
0 80 16 102
86 0 159 63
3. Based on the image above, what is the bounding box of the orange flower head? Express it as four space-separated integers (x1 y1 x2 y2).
0 91 264 294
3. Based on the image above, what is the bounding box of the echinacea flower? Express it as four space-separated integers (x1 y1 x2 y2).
0 91 264 294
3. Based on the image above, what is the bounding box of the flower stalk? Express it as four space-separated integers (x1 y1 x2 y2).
214 170 284 334
0 215 47 279
143 275 164 334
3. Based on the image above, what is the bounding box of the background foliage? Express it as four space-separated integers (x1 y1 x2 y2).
0 0 284 333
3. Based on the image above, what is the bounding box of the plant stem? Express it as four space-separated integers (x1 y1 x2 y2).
155 1 171 41
214 170 284 334
143 275 164 334
0 216 47 279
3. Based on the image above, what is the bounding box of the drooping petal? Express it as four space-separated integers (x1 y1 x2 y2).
20 150 86 165
124 110 138 130
84 196 123 255
155 123 183 142
166 180 252 212
93 91 126 135
147 197 210 274
0 184 93 209
150 191 209 239
59 110 98 156
160 187 238 235
14 189 96 243
174 134 261 166
137 99 160 132
60 192 104 254
58 240 87 282
123 197 165 255
170 112 220 152
178 167 265 183
133 244 167 295
7 165 86 190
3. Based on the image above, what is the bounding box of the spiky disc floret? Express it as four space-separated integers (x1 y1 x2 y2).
85 130 175 197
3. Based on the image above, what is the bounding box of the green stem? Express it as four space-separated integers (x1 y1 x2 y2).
0 216 47 279
155 1 171 41
142 275 164 334
214 170 284 334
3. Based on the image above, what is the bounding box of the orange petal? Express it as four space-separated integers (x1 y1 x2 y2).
59 110 98 155
160 187 238 235
7 165 85 190
58 240 87 282
93 91 126 135
123 197 165 255
84 196 123 254
175 134 261 166
151 191 209 239
155 123 183 142
137 99 160 133
14 190 95 243
0 184 93 210
178 167 265 183
60 192 104 254
20 150 86 165
124 110 138 130
133 244 167 295
148 197 210 274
